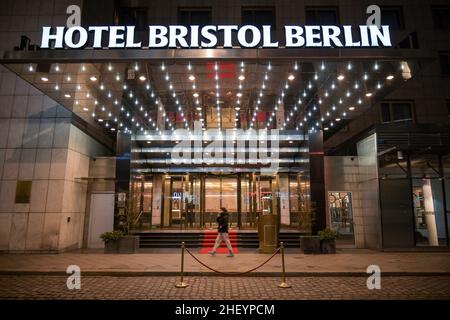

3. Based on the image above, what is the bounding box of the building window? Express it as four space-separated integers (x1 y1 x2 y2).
117 7 148 31
381 101 414 123
178 8 212 26
305 7 339 25
15 181 32 204
440 52 450 75
242 7 276 28
432 6 450 29
398 32 419 49
381 6 405 30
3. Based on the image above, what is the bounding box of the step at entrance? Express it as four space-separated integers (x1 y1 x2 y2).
199 230 239 253
135 230 303 248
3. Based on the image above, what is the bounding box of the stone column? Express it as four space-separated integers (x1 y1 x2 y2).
423 179 439 246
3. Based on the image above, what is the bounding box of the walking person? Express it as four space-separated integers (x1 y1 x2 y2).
185 199 195 228
208 207 234 257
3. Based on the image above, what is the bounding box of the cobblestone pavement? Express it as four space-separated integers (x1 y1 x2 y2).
1 275 449 300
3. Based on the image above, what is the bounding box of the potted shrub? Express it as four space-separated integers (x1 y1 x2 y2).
116 206 140 254
318 228 338 254
299 206 321 254
100 230 124 254
300 235 321 254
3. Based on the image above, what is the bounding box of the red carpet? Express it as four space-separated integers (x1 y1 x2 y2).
199 230 239 254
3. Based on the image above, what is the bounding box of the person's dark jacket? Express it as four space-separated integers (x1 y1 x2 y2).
217 213 229 233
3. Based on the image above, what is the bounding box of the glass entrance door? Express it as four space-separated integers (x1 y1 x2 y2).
240 174 254 228
170 177 184 227
328 191 355 244
160 173 286 230
184 175 201 228
258 176 273 215
129 176 153 230
240 174 275 229
203 175 238 229
162 175 202 229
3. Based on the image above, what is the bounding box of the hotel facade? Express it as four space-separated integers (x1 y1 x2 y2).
0 0 450 252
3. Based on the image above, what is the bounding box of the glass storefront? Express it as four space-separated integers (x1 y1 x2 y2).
378 152 450 247
129 173 312 231
410 154 448 246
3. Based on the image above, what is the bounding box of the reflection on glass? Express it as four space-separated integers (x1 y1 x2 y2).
241 176 251 214
222 178 237 212
171 179 183 223
258 179 272 214
412 179 446 246
240 175 255 228
205 178 221 212
183 176 200 228
289 176 299 226
143 182 152 212
130 179 142 218
129 177 153 229
298 176 311 233
328 191 355 244
163 176 171 227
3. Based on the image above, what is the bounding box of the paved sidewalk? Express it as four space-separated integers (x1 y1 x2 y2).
2 275 450 300
1 248 450 276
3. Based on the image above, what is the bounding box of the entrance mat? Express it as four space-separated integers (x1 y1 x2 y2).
199 230 239 254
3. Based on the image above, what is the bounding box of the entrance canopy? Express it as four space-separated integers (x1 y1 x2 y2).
1 48 427 172
2 48 423 174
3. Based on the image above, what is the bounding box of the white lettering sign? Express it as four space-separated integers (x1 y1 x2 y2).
40 24 392 49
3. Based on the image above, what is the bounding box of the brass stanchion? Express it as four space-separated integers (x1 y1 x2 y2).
175 241 189 288
278 242 291 288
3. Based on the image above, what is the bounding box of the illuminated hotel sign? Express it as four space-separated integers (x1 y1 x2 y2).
40 25 392 49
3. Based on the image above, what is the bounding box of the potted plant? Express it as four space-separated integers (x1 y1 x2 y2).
299 205 321 254
116 205 140 254
318 228 338 254
100 230 124 254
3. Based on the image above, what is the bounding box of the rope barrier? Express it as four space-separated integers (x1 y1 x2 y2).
175 241 292 288
185 247 281 276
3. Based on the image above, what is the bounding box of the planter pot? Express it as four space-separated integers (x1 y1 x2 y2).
320 240 336 254
300 236 321 254
104 240 119 254
118 235 140 254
